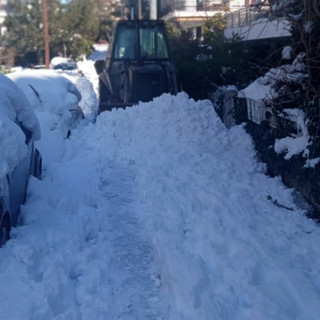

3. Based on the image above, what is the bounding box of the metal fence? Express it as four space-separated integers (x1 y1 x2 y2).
226 6 270 28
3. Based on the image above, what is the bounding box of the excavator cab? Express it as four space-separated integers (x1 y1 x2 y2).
95 20 180 112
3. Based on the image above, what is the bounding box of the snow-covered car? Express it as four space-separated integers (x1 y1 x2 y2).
8 70 83 139
53 62 77 71
50 57 77 71
0 74 42 247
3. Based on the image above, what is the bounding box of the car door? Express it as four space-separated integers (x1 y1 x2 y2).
8 129 33 226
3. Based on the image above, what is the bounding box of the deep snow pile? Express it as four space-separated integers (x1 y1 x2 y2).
97 94 320 319
0 85 320 319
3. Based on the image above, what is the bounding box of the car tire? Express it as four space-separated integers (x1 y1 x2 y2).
0 217 10 248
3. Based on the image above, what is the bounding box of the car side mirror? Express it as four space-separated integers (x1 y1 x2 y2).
94 60 106 75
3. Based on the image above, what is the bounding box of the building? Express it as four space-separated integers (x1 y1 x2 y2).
224 1 291 41
160 0 291 42
160 0 228 38
160 0 258 39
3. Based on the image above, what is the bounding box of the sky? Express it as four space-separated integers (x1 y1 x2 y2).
0 49 320 319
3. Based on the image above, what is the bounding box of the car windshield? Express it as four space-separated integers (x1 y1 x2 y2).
114 25 137 59
113 23 169 60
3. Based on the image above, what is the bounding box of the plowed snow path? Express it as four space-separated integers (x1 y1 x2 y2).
97 160 167 319
0 119 168 320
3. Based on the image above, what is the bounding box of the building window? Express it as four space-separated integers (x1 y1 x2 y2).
197 0 203 10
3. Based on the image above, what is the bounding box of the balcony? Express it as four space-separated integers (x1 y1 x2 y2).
224 6 291 41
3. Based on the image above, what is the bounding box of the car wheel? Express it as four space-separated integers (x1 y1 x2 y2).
0 218 10 248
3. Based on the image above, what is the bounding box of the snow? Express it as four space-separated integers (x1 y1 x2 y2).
238 77 275 101
74 77 99 120
282 46 292 60
274 109 310 160
275 135 309 159
8 69 83 139
239 54 313 161
50 56 74 69
88 43 108 61
0 73 40 179
8 69 82 114
1 50 320 320
239 54 308 102
304 21 313 34
224 18 291 41
305 157 320 168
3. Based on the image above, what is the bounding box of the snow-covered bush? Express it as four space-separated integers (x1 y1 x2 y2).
239 49 320 214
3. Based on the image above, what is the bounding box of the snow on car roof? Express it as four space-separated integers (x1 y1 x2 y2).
8 69 82 115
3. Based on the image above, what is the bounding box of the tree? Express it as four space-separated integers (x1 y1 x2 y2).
1 0 49 65
51 0 99 59
266 0 320 145
202 13 226 47
166 14 265 100
0 0 100 65
94 0 122 42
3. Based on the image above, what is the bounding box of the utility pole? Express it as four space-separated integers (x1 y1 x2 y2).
42 0 50 69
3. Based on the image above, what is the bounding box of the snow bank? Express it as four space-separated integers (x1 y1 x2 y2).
77 43 108 98
77 59 100 98
95 93 320 320
74 77 98 120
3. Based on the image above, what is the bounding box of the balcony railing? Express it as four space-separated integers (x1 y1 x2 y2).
226 5 270 28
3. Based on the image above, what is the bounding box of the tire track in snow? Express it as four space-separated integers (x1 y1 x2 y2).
97 157 168 319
